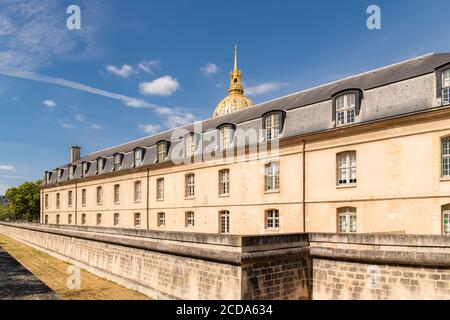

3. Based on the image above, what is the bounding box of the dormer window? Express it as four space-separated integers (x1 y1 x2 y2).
218 125 235 150
134 148 145 167
45 171 52 183
82 162 90 176
332 90 362 127
184 133 198 157
97 158 106 174
69 165 76 179
57 169 63 180
263 112 284 141
113 153 123 171
442 69 450 105
336 93 356 126
157 141 169 163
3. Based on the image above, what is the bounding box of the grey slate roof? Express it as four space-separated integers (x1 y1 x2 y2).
43 53 450 186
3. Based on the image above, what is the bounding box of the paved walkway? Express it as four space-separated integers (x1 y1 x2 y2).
0 247 59 300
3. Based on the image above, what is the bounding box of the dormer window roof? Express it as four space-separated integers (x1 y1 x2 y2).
332 89 363 127
262 111 285 142
97 157 106 174
156 141 170 163
69 165 76 179
134 148 145 167
113 153 123 171
82 162 90 177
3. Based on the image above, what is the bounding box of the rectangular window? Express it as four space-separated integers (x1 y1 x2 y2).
336 93 356 126
185 174 195 198
443 139 450 177
185 212 195 227
97 158 105 174
81 214 86 225
68 214 73 225
265 113 281 141
444 213 450 236
81 189 87 206
68 190 73 207
134 148 144 167
265 162 280 191
157 178 164 200
443 69 450 105
134 213 141 228
96 213 102 226
337 151 357 185
82 162 89 176
45 215 48 224
219 169 230 195
114 154 122 171
114 213 120 226
219 126 234 150
56 193 60 209
96 187 102 204
157 143 167 163
45 194 49 209
114 184 120 203
219 211 230 234
338 207 357 234
69 166 75 179
265 209 280 229
185 134 197 157
134 181 142 202
56 214 60 225
158 212 166 227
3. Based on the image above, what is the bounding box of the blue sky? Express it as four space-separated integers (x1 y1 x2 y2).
1 0 450 194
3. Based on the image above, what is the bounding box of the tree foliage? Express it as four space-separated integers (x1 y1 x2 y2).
0 180 41 222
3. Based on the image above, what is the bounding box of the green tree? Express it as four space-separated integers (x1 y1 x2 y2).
3 180 42 222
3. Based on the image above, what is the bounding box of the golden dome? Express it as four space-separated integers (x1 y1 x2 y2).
213 46 254 118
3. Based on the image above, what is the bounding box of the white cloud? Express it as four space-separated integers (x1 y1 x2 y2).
0 16 14 35
246 82 286 96
75 114 85 122
60 122 74 129
43 99 56 108
0 67 197 130
139 76 180 97
138 60 161 75
138 124 162 135
106 64 134 78
201 63 220 76
90 124 102 130
0 165 15 171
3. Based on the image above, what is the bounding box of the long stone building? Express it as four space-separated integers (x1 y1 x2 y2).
40 51 450 236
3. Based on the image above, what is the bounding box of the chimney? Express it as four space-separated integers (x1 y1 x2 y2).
70 146 81 162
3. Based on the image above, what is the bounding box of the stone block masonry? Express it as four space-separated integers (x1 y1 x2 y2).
1 223 450 300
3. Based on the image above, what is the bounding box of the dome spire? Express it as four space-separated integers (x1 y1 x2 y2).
212 46 254 118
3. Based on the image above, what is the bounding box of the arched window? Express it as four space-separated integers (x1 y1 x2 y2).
442 138 450 177
442 205 450 236
332 89 362 127
337 207 357 234
265 209 280 230
337 151 357 185
134 148 145 167
265 162 280 191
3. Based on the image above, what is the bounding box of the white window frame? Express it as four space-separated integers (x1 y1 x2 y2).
157 178 164 200
82 162 89 176
219 126 234 150
442 138 450 177
114 154 122 171
442 205 450 236
442 69 450 105
158 212 166 227
157 143 167 163
134 148 144 167
44 194 49 209
219 210 230 234
69 166 75 179
81 189 87 206
96 186 102 204
338 207 357 234
185 133 197 157
185 174 195 198
114 184 120 203
265 162 280 191
134 181 142 202
97 158 105 174
265 209 280 230
185 211 195 227
264 113 281 141
219 169 230 195
68 190 73 207
337 151 357 185
336 93 356 127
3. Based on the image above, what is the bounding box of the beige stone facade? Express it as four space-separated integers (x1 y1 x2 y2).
40 54 450 236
